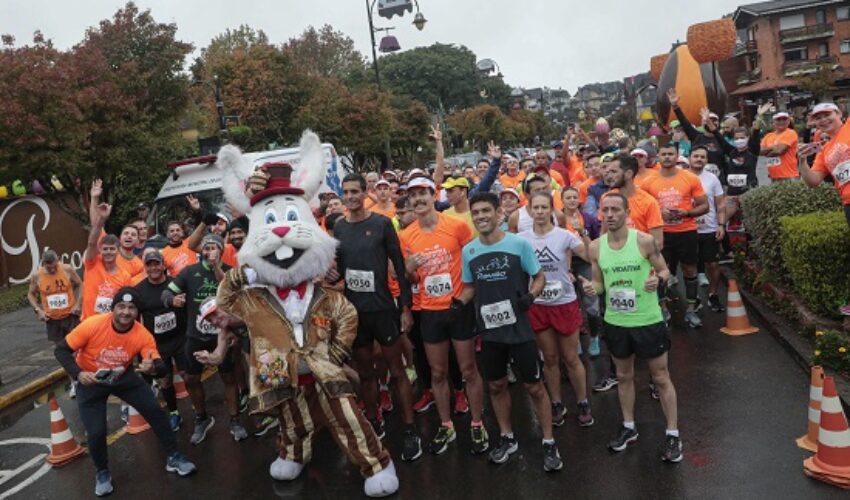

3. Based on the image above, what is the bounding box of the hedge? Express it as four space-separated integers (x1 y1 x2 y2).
0 284 29 315
779 210 850 318
741 181 841 280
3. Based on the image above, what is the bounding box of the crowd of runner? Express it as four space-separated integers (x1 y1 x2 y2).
25 97 850 496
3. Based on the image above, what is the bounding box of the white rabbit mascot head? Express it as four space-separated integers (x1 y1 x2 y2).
216 130 337 287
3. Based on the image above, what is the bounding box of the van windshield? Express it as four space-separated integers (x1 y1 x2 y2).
150 190 225 236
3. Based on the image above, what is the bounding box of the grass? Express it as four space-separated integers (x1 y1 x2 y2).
0 284 29 315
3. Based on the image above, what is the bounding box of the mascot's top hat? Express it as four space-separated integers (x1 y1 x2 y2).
251 162 303 205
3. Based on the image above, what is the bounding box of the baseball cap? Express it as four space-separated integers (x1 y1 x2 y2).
773 111 790 120
600 152 616 163
551 140 564 149
499 188 520 200
215 212 230 224
630 148 648 158
811 102 840 116
669 120 681 128
112 287 140 309
708 112 719 120
382 170 398 180
408 168 426 178
201 233 224 250
143 250 164 264
677 156 690 166
407 176 436 191
441 177 470 190
375 179 391 188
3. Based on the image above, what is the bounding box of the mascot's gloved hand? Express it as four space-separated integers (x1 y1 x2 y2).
202 212 220 226
247 169 270 196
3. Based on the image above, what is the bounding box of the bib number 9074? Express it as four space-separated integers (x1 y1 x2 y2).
424 274 453 298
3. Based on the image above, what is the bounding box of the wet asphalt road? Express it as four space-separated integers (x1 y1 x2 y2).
1 280 847 499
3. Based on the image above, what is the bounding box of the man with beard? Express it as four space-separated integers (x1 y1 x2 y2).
221 217 248 269
161 195 206 277
667 89 728 180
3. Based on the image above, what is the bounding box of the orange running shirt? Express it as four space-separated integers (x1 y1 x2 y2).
812 119 850 205
66 313 160 373
634 168 658 189
399 213 473 311
578 176 599 204
601 188 664 233
161 241 198 277
499 171 526 190
221 243 239 269
567 157 588 185
38 265 76 320
371 203 397 219
548 169 567 188
761 128 799 179
81 256 132 319
115 253 144 279
640 169 706 233
563 211 585 236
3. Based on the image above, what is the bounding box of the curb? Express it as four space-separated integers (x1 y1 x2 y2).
720 267 850 408
0 367 67 411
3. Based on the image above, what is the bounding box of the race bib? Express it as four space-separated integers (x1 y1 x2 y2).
480 300 517 329
424 273 453 298
345 269 375 293
764 157 781 168
608 287 637 313
94 295 112 314
833 160 850 186
705 164 721 178
46 293 69 310
195 315 219 336
727 174 747 188
154 312 177 334
538 281 564 303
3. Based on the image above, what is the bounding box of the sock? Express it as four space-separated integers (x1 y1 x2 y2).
542 438 555 445
502 432 514 439
666 429 679 437
684 276 698 304
442 421 454 429
471 420 483 428
623 421 635 430
162 385 178 412
578 399 588 406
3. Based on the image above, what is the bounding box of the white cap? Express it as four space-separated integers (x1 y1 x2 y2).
408 168 426 177
676 156 690 166
375 179 391 188
407 176 436 191
499 188 520 200
708 112 719 120
773 111 790 119
630 148 648 157
811 102 840 116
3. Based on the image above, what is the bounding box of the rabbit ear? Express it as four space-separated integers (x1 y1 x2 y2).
217 144 252 215
291 130 325 201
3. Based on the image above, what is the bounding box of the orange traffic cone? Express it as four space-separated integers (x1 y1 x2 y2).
804 376 850 489
46 397 86 466
125 405 151 434
720 279 759 336
173 369 189 400
797 366 825 452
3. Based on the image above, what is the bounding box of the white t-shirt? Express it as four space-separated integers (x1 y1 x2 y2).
696 170 724 234
519 226 582 305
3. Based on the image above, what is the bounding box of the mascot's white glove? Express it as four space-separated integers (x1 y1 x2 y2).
244 268 258 285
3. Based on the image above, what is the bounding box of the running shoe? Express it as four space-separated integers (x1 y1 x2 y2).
608 426 639 452
684 310 702 328
698 273 709 287
470 424 489 454
649 383 660 401
429 425 456 455
588 336 601 357
230 419 248 442
69 381 77 399
662 435 684 463
253 416 279 437
190 415 215 445
488 435 518 464
839 303 850 316
577 401 594 427
120 405 129 424
506 364 517 384
169 411 182 432
692 297 703 313
454 390 469 415
239 391 249 414
543 442 563 472
551 401 566 427
369 418 386 440
413 389 435 413
165 452 197 476
95 469 113 497
401 428 423 461
708 294 725 313
592 376 618 392
379 386 393 413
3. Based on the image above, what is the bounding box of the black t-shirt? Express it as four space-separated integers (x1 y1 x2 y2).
334 213 411 313
169 261 229 340
134 277 186 342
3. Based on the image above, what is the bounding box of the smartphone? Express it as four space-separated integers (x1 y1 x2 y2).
95 368 113 381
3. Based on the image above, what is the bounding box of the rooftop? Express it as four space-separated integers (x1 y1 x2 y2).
735 0 843 22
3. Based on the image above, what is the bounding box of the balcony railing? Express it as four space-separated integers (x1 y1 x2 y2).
736 69 761 86
734 40 758 56
779 23 834 43
783 55 837 75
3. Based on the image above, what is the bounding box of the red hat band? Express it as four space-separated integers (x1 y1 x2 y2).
250 162 305 206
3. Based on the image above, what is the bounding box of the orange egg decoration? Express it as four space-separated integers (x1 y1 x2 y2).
650 53 669 82
687 19 736 64
655 44 727 127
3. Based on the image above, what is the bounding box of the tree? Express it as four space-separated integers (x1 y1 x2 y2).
447 104 531 150
798 66 836 101
282 25 367 81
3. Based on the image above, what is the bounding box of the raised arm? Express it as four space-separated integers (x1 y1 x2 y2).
471 141 502 195
668 88 699 141
431 125 447 186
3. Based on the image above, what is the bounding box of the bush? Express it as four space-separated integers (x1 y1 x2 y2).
0 284 29 315
814 329 850 374
741 181 840 279
779 210 850 318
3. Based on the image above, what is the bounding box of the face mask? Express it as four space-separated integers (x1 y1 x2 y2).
733 138 748 149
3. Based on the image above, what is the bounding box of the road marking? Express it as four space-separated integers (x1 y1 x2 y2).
0 438 52 500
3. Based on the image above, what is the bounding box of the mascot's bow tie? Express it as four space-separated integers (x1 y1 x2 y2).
276 282 308 300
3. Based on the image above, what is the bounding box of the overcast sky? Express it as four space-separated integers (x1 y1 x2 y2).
2 0 746 93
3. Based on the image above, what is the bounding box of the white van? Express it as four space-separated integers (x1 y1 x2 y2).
150 143 345 235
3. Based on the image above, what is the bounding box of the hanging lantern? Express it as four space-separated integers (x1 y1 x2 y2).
639 108 655 121
594 118 610 135
0 185 7 198
413 12 427 31
32 180 46 194
647 123 664 137
11 179 26 196
379 35 401 53
655 44 727 127
687 19 737 64
650 53 669 82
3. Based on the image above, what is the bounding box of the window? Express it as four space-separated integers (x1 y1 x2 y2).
784 47 808 61
816 10 826 24
780 13 805 30
819 42 829 57
841 40 850 54
838 6 850 20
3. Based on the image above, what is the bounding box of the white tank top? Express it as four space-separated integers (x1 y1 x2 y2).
519 226 581 305
516 207 557 234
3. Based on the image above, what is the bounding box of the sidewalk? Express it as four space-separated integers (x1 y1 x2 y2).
0 307 67 407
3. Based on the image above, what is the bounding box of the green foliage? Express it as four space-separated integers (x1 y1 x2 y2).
282 25 367 81
779 210 850 318
0 285 28 315
813 329 850 374
741 181 841 279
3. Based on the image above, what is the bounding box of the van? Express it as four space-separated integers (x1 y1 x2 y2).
150 143 345 237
